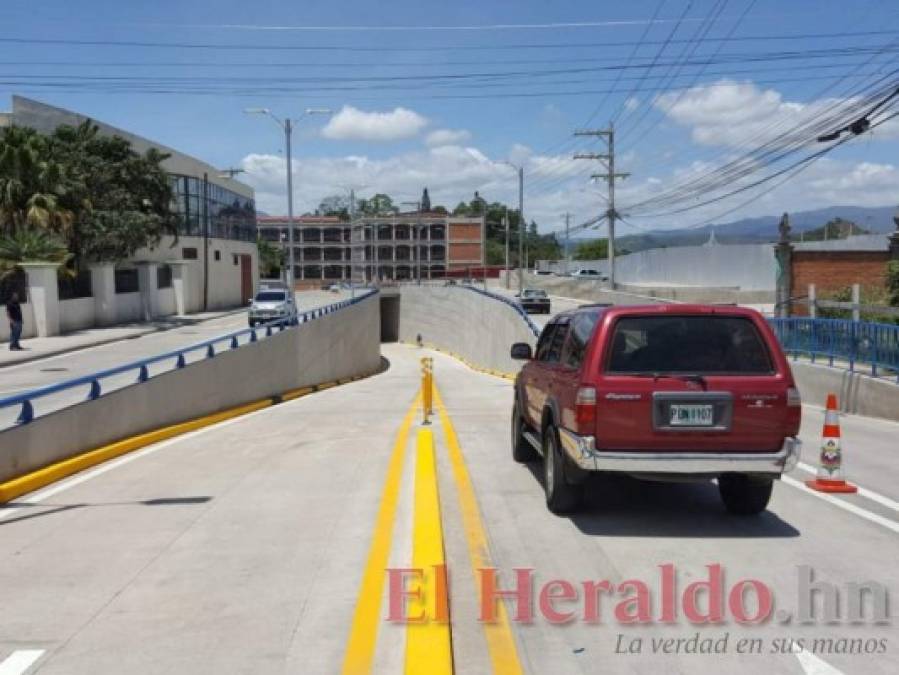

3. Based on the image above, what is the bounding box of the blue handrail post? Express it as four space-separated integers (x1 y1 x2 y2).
230 335 239 349
176 353 186 369
88 380 101 400
810 320 817 364
17 400 33 425
250 329 257 343
849 321 856 373
137 365 149 383
206 344 215 359
265 325 272 337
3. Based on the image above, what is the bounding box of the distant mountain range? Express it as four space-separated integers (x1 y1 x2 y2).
564 205 897 253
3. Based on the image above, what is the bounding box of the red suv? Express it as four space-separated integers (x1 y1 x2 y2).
510 304 802 515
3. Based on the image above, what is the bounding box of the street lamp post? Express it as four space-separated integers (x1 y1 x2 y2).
499 161 525 292
244 107 332 290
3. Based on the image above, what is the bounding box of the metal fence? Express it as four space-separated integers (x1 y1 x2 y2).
768 317 899 380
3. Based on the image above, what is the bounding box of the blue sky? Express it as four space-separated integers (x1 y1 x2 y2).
2 0 898 235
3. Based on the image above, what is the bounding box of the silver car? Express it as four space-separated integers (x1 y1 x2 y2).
248 288 297 327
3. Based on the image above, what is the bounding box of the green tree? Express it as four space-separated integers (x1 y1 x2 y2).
0 126 73 236
316 194 350 219
573 239 608 260
256 236 284 278
360 193 397 215
47 122 177 264
0 228 70 277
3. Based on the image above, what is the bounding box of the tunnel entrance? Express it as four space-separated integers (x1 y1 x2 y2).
380 294 400 342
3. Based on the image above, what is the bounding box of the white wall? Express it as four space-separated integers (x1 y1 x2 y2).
543 242 778 290
157 286 176 316
398 286 537 375
115 292 142 323
59 297 95 333
135 235 259 312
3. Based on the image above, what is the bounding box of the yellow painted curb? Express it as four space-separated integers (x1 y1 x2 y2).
406 426 453 675
0 367 383 505
282 386 316 402
0 398 272 504
400 340 517 381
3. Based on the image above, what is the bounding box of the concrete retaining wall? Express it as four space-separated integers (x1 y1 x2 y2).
59 297 96 333
0 293 382 482
790 361 899 422
397 285 537 375
541 241 777 291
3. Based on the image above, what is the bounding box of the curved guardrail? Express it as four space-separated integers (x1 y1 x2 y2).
0 289 378 426
456 284 542 338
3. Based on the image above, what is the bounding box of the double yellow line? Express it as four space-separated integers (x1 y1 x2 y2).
341 376 523 674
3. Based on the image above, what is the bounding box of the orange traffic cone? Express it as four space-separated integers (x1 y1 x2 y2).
805 393 857 494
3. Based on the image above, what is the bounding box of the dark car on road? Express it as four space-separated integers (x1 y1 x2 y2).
510 304 802 515
517 288 551 314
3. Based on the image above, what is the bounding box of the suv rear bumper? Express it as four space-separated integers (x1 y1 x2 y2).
558 428 801 476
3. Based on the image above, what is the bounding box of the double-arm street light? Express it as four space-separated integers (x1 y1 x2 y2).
498 161 525 292
244 107 332 287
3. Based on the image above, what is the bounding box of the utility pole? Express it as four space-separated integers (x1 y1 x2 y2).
517 166 525 292
574 124 629 289
562 212 572 275
503 212 510 289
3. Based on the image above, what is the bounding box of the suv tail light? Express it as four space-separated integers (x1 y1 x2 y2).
576 386 597 428
787 387 802 407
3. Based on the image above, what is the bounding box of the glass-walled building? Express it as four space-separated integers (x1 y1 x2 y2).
170 175 256 242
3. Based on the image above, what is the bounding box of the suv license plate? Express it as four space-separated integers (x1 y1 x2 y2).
669 404 714 426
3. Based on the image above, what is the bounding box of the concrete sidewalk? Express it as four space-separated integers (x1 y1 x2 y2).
0 309 244 369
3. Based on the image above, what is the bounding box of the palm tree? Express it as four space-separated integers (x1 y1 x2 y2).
0 228 71 278
0 126 73 236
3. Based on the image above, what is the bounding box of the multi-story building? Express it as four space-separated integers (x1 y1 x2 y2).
257 212 485 286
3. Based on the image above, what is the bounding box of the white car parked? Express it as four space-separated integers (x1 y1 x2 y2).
248 288 298 327
572 269 609 281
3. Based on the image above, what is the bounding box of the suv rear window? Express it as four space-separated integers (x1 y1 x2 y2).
254 291 286 302
606 315 774 374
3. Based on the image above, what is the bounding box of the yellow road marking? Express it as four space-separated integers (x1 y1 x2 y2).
0 399 272 504
434 386 524 675
0 368 383 505
342 393 421 675
281 386 315 401
405 427 453 675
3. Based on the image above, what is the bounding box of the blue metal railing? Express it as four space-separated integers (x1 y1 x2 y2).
768 317 899 381
0 289 378 426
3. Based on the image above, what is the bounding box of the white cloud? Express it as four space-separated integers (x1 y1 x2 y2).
655 79 899 148
321 105 428 142
424 128 472 147
624 97 640 112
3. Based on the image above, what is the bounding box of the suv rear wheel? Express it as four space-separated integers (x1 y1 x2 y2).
543 425 583 514
718 475 773 515
511 401 538 463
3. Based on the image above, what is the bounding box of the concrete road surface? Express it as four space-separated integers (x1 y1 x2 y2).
0 343 896 673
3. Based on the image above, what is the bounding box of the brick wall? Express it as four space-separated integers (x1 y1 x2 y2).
448 222 482 241
449 242 483 264
791 251 890 298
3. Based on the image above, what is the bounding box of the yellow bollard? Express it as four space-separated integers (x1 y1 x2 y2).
421 357 434 424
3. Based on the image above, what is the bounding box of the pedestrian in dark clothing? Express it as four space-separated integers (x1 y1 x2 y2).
6 291 23 350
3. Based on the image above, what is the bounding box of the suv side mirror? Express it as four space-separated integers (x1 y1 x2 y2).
510 342 532 360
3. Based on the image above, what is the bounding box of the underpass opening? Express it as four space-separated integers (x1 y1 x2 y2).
380 294 400 342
